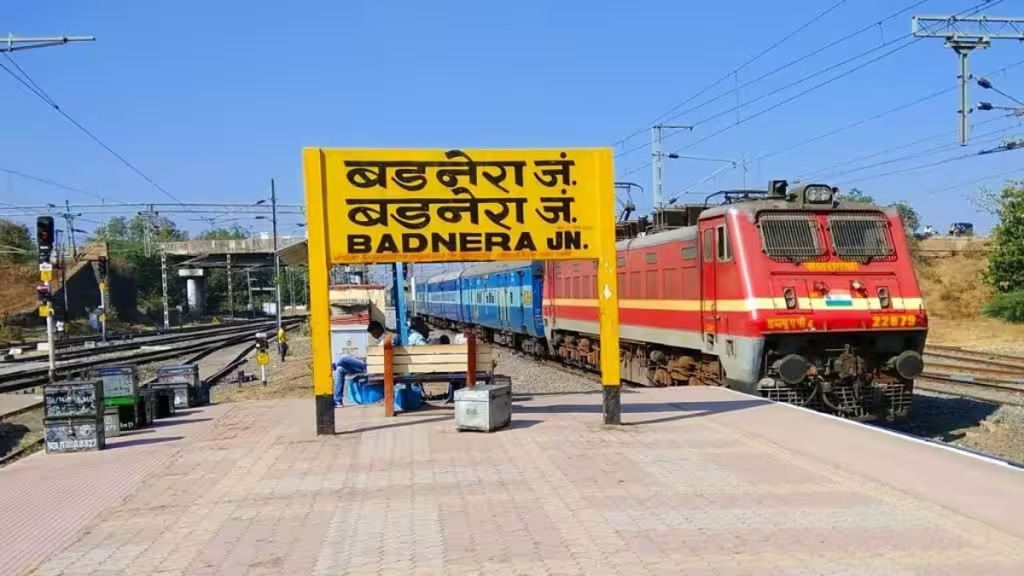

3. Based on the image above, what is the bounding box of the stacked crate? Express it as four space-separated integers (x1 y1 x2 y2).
150 364 208 411
42 379 106 453
90 366 146 438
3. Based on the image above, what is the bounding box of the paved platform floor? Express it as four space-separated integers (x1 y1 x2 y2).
1 387 1023 575
0 393 43 418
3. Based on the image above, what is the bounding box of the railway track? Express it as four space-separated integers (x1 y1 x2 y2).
1 317 272 353
0 317 304 394
918 344 1024 404
0 318 305 467
3 320 291 365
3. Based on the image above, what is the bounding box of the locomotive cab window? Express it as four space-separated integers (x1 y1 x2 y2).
716 224 731 262
702 229 713 262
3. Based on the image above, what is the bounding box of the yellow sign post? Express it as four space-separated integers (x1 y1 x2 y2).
303 147 620 434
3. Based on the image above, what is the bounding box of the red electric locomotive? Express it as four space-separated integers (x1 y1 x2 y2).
542 180 927 421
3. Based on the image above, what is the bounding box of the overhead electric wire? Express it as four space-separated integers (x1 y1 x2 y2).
620 36 922 177
835 143 1023 187
0 55 214 224
764 56 1024 167
610 0 937 157
616 0 1000 174
796 115 1009 180
918 165 1024 197
0 167 122 203
813 126 1010 181
610 0 851 143
757 86 955 162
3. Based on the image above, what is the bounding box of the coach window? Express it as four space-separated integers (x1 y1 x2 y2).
703 229 713 262
716 224 732 262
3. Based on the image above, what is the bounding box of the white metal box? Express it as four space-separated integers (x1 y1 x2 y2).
454 384 511 432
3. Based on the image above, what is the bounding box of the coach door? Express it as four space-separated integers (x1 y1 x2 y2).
515 270 526 332
699 223 717 350
498 276 509 330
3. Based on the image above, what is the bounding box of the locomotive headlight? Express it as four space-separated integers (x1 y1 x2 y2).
878 287 891 309
783 287 797 309
804 185 833 203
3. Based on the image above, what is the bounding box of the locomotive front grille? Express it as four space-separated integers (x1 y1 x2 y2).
760 380 912 422
757 212 827 261
827 213 896 262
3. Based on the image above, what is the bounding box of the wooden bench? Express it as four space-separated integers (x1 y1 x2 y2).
366 332 495 416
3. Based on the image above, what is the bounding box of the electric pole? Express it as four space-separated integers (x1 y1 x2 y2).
912 14 1024 145
62 200 80 259
651 124 693 208
271 178 282 331
160 251 170 329
227 253 234 318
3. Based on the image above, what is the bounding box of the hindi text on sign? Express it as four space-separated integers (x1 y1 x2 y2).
313 148 609 264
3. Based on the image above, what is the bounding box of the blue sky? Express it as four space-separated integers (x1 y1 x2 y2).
1 0 1023 241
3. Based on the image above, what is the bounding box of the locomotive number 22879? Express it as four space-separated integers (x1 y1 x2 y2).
871 314 918 328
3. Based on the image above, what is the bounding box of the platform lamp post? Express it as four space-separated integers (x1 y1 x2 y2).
256 180 283 332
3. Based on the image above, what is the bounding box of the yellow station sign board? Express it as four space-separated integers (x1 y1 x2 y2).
304 148 613 264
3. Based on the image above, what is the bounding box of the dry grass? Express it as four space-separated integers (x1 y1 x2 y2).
212 334 314 403
0 264 39 318
916 253 993 321
915 248 1024 351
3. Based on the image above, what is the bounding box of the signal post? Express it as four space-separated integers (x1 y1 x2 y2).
97 256 109 342
36 216 56 380
303 147 620 434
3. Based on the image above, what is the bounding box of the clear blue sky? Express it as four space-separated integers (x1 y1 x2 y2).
1 0 1022 239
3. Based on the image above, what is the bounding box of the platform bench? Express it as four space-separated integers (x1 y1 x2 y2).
366 334 495 416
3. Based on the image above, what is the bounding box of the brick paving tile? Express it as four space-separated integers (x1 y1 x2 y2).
0 387 1023 574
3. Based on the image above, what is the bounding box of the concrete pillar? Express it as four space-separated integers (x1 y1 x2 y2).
186 277 205 315
178 268 206 317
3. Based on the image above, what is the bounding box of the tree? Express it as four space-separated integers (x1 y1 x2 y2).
965 181 1015 218
196 224 249 241
890 201 921 238
196 225 252 314
0 219 33 264
88 214 190 321
984 181 1024 293
839 188 874 204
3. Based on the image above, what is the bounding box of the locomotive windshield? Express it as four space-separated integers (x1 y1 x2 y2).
757 212 825 261
827 213 895 260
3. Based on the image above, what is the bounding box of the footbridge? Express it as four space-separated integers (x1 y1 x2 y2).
157 237 305 317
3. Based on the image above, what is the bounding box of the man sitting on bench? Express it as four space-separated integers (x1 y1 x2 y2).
332 319 429 407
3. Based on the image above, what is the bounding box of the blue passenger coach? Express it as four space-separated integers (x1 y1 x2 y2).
418 261 544 354
423 270 464 324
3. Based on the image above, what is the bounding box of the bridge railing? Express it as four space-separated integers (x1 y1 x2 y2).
158 237 304 256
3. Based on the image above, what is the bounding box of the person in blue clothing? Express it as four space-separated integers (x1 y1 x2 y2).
333 319 429 407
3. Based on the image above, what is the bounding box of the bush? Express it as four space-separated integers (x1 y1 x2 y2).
982 291 1024 324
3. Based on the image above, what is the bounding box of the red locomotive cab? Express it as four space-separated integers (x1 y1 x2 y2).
756 206 927 332
745 183 927 421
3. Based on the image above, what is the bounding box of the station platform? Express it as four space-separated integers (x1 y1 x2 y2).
1 387 1023 575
